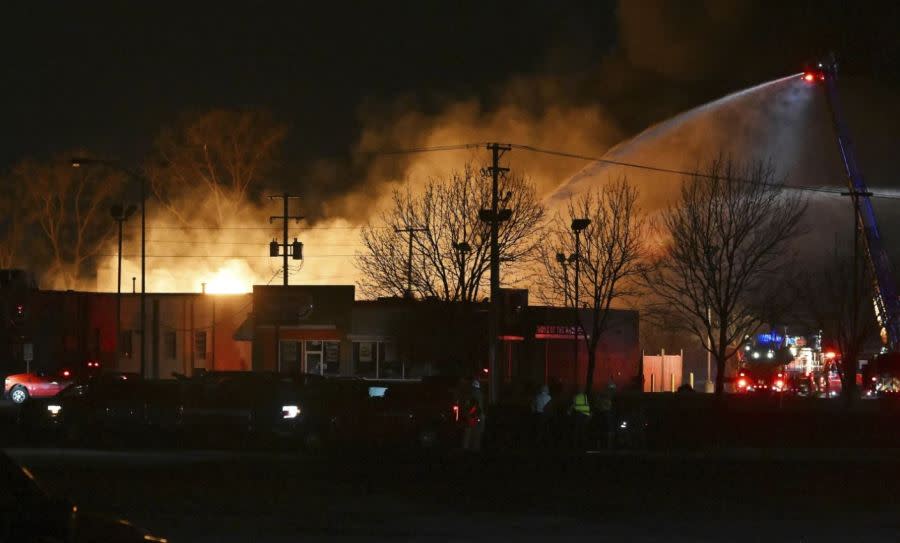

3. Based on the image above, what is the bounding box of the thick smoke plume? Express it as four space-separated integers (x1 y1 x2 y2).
82 0 900 295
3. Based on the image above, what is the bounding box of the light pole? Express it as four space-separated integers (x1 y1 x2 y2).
570 218 591 385
556 252 570 307
110 203 137 369
72 158 147 378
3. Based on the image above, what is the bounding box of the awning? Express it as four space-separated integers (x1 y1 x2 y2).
233 315 254 341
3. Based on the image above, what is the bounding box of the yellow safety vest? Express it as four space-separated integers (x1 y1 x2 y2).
572 393 591 416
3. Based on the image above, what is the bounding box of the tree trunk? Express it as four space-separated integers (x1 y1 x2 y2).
584 345 597 395
714 353 726 396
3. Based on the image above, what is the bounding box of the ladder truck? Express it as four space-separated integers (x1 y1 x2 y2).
804 56 900 394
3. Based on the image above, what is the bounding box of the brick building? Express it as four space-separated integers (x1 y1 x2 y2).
1 279 640 392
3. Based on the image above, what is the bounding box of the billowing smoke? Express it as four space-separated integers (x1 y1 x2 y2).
85 0 900 295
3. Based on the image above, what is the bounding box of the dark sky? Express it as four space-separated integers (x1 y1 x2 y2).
0 2 616 168
2 1 899 175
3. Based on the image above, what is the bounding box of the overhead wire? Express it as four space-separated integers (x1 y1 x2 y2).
368 142 900 200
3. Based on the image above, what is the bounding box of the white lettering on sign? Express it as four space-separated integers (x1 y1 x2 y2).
535 325 588 339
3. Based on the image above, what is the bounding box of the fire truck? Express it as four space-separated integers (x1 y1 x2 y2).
735 330 839 396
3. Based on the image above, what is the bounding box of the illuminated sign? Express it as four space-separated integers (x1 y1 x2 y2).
535 325 588 340
756 333 783 345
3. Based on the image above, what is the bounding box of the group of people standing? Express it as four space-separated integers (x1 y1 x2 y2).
456 375 617 452
530 384 613 449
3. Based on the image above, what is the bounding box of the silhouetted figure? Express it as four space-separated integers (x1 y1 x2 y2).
462 377 485 452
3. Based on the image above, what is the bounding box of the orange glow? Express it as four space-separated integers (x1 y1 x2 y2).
803 73 815 82
825 352 836 359
737 378 747 388
205 263 252 294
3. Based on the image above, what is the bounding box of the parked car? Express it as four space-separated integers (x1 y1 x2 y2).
18 377 180 446
174 372 317 447
0 450 166 542
4 370 74 404
296 378 463 450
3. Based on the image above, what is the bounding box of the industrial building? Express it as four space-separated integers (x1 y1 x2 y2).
0 275 640 392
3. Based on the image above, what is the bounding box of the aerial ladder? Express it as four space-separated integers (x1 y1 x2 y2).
804 57 900 351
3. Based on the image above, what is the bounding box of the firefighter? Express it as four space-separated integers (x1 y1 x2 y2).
462 377 485 452
569 390 592 449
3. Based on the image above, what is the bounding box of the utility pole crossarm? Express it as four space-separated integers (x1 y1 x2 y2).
267 193 304 286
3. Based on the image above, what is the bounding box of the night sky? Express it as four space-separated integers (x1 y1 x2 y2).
2 1 899 184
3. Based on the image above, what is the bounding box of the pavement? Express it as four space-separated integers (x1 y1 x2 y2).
5 446 900 542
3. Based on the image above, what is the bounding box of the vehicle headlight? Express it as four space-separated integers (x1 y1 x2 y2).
47 404 62 416
282 405 300 419
619 420 628 429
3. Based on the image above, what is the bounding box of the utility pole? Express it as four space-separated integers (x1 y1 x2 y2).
111 204 136 370
843 187 872 386
571 218 590 391
268 193 303 374
395 226 428 298
268 193 304 286
481 143 512 404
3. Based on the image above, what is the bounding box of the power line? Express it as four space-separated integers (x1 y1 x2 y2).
506 143 898 199
99 254 357 258
145 239 361 246
370 143 485 155
370 142 900 200
145 225 381 230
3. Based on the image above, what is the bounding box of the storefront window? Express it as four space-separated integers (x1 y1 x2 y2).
354 342 377 378
353 341 396 378
324 341 340 376
279 341 300 373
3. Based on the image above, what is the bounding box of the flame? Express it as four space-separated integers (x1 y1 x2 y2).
205 261 253 294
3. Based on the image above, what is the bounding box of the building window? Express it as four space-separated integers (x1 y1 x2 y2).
353 341 394 378
279 341 300 373
304 340 340 376
121 330 133 358
165 331 177 360
195 331 207 360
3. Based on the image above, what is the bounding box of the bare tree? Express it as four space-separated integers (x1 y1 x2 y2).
643 158 807 396
357 165 543 301
798 247 877 403
0 177 28 269
147 109 287 226
539 178 647 393
14 155 125 289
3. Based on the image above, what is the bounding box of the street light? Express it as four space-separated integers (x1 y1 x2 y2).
555 252 570 306
110 203 137 369
72 157 148 378
570 218 591 387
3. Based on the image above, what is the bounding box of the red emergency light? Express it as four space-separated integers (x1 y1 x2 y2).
737 378 748 389
824 352 837 360
803 73 815 82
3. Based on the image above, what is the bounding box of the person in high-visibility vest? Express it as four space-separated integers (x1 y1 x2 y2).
569 391 592 449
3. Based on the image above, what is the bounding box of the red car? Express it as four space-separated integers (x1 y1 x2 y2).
4 369 75 404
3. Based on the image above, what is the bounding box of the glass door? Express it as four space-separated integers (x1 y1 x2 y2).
305 340 323 375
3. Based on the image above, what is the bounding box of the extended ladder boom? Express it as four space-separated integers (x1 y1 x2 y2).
815 59 900 350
